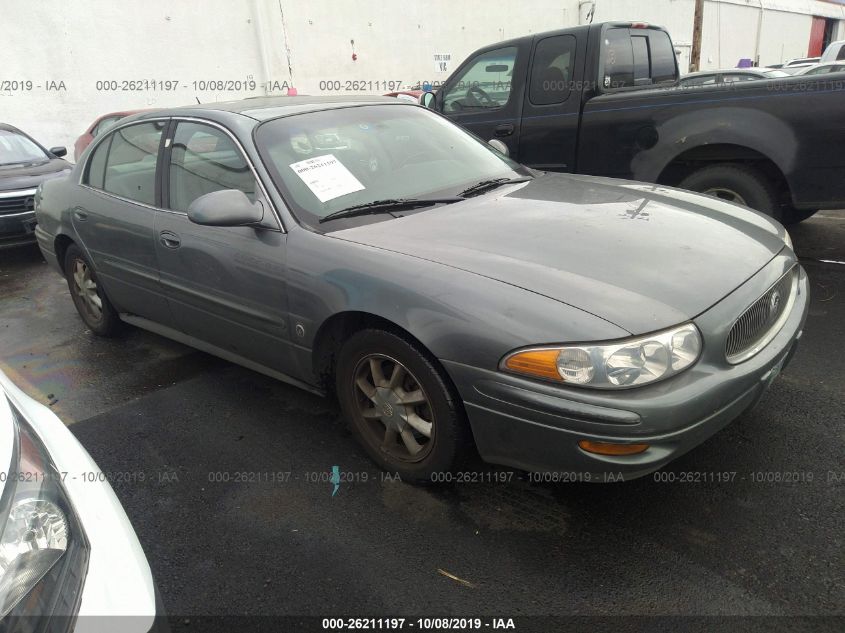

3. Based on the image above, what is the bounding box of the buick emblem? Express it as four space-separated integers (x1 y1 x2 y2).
769 290 782 319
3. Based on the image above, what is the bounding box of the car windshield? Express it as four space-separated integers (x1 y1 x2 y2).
255 104 530 229
0 129 49 166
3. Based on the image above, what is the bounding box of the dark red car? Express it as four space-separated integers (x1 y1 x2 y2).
74 110 147 161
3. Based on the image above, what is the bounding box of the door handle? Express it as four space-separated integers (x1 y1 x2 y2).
73 209 88 221
494 123 514 137
159 231 181 249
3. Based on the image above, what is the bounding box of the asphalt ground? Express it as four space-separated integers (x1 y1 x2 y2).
0 211 843 632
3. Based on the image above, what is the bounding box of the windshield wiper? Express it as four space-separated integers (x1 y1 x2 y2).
457 177 532 198
318 197 463 224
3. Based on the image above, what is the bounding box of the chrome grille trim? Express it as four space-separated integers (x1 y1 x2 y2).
0 188 37 216
726 265 798 364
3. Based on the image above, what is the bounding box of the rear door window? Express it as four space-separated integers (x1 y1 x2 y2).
529 35 576 105
101 122 165 206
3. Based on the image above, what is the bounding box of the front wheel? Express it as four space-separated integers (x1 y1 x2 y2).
335 329 471 482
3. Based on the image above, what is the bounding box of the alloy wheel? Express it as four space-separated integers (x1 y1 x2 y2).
352 354 435 462
72 258 103 322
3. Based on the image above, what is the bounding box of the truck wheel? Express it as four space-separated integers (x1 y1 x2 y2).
780 207 818 225
335 329 471 483
64 244 123 337
679 164 779 219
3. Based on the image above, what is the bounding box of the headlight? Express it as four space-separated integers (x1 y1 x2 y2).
0 403 88 619
501 323 702 389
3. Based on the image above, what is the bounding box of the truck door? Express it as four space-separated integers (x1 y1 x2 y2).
436 41 529 156
518 33 586 172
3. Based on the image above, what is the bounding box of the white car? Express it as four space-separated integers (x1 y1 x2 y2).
820 40 845 63
795 61 845 76
0 369 161 631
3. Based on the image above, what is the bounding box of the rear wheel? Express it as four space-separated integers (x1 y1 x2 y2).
679 164 780 219
64 244 122 336
335 329 470 482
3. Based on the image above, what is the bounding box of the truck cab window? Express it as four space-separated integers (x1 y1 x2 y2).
442 47 517 112
632 36 650 83
529 35 576 105
649 30 678 83
603 28 678 89
603 28 634 88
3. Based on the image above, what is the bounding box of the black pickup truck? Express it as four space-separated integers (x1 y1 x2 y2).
421 22 845 224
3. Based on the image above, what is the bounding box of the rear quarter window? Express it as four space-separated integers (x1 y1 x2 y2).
603 28 634 89
84 137 110 189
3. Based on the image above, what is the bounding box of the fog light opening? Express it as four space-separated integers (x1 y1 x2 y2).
578 440 650 456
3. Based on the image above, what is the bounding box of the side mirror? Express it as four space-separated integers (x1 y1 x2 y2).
420 91 436 109
187 189 265 227
49 146 67 158
487 139 509 157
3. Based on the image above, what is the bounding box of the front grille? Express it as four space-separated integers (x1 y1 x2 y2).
726 266 797 363
0 189 36 216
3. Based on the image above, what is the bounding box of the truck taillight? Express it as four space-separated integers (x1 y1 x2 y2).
631 22 650 29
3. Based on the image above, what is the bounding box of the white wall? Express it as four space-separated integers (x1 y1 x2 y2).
2 0 843 157
1 0 572 156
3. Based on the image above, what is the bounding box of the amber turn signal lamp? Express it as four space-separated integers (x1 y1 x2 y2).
578 440 650 456
503 349 562 381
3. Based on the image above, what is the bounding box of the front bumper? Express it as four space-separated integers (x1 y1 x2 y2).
0 210 38 249
444 255 809 480
0 372 162 631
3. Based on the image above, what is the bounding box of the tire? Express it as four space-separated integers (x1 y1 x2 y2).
780 207 818 225
63 244 122 336
335 329 471 483
679 164 780 219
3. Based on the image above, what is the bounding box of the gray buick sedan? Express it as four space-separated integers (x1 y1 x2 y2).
34 96 808 482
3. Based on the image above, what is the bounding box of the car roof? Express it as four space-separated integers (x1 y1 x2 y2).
97 109 149 119
132 95 412 124
0 123 25 133
796 61 845 73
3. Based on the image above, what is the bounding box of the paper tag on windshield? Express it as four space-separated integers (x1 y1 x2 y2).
289 154 365 203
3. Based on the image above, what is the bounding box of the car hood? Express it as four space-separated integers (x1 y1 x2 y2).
0 158 72 192
333 173 786 334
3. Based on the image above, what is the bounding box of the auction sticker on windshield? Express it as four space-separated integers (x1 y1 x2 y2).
289 154 365 203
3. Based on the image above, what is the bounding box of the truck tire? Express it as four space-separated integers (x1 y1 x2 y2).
780 207 818 225
679 164 780 219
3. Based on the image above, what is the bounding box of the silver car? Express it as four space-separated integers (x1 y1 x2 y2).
34 97 808 482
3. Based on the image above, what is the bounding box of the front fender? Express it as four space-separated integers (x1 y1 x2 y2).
286 228 628 380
